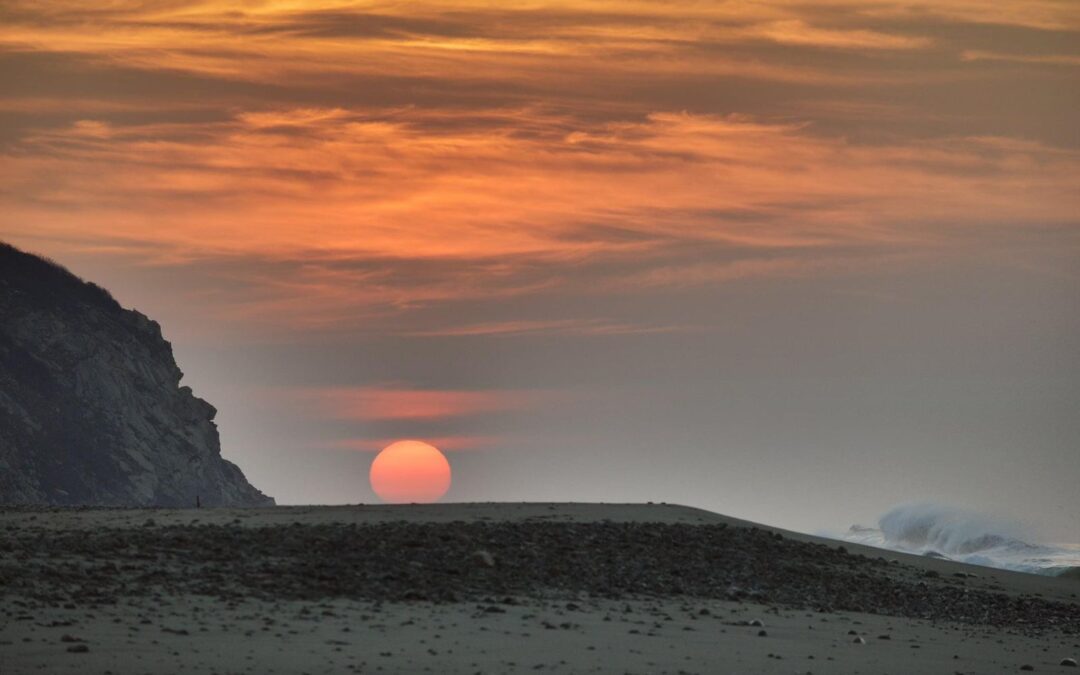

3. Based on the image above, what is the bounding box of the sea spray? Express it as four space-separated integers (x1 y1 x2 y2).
840 503 1080 577
879 503 1028 556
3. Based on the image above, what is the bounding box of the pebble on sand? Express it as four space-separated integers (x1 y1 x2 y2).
66 644 89 653
1061 658 1078 667
852 636 866 645
471 550 496 568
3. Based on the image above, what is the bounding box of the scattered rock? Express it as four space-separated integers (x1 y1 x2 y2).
1061 658 1077 667
0 515 1078 637
66 644 89 653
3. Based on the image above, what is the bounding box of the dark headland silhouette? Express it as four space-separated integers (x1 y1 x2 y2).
0 242 272 506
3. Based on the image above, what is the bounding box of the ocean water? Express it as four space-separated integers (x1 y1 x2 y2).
838 503 1080 577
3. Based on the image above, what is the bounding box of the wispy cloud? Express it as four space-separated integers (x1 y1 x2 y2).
960 50 1080 66
288 385 543 422
4 107 1077 333
746 20 933 50
402 318 695 337
321 436 504 452
856 0 1080 31
1 0 1077 339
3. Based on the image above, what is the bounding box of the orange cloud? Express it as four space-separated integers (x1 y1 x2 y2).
403 318 696 337
0 1 915 89
1 0 1077 338
290 385 541 421
3 107 1077 333
747 20 932 50
8 109 1077 255
960 50 1080 66
855 0 1079 31
323 436 503 452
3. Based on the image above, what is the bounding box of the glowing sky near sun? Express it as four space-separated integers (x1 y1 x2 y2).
0 1 1077 536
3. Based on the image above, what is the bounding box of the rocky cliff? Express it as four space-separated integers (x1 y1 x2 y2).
0 242 273 506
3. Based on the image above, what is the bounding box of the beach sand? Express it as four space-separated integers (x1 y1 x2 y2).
1 503 1077 674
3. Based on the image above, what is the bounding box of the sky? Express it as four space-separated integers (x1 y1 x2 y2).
1 0 1078 539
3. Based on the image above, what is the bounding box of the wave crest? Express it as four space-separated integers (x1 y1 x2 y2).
840 502 1080 576
878 503 1030 556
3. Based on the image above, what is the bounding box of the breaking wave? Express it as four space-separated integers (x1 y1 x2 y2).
841 503 1080 577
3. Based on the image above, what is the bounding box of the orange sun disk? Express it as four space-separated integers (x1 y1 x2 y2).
369 440 452 503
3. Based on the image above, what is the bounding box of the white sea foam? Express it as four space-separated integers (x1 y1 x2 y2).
840 503 1080 577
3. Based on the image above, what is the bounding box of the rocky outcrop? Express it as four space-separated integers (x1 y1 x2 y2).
0 242 273 506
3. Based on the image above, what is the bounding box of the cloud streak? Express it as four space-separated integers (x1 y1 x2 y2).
289 385 542 422
322 436 504 453
4 107 1077 332
1 0 1078 338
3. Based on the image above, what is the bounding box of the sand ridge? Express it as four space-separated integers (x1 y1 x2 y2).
1 503 1077 674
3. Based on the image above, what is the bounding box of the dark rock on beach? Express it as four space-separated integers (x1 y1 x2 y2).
0 242 272 507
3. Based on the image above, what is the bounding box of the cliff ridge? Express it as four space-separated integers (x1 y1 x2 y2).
0 242 273 506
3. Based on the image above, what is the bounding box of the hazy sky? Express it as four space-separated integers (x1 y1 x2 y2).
1 0 1078 539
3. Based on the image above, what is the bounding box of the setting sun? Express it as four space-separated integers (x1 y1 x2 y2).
369 440 452 504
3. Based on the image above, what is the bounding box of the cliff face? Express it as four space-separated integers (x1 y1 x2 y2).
0 242 273 507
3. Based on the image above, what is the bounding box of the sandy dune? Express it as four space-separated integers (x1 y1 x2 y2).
1 503 1077 674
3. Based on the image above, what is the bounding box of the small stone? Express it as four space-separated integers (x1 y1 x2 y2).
1019 665 1034 671
66 644 89 653
757 630 768 637
852 636 865 645
471 550 496 568
749 619 764 627
1061 659 1078 668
